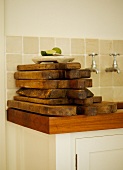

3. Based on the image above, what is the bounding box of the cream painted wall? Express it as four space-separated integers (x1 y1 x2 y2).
0 0 6 170
5 0 123 39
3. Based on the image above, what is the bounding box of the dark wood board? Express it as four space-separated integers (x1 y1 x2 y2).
93 96 102 103
14 95 94 106
65 69 91 79
117 102 123 109
77 102 117 116
14 96 73 105
17 62 81 71
67 88 94 100
73 97 94 106
67 89 87 99
14 70 65 80
14 69 91 80
16 88 67 98
93 102 117 113
15 79 92 89
7 100 76 116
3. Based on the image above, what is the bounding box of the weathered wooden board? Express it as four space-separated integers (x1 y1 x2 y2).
14 69 91 80
77 105 97 116
15 79 92 89
17 62 81 71
7 100 76 116
14 70 65 80
14 96 73 105
77 102 117 116
67 89 93 99
16 88 67 98
93 96 102 103
67 89 87 99
81 79 92 88
93 102 117 113
73 97 93 106
85 89 94 97
14 95 94 106
65 69 91 79
117 102 123 109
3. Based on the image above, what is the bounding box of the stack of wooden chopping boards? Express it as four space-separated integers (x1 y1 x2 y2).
7 62 117 116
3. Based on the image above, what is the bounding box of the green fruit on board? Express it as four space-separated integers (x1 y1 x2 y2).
52 47 62 54
41 51 47 56
41 47 62 56
46 50 56 56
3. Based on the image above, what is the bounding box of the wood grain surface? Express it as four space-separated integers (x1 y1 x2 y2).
14 95 95 106
65 69 91 79
15 78 92 89
7 108 123 134
73 97 94 105
14 96 73 105
7 100 76 116
14 70 65 80
14 69 91 80
93 96 102 103
17 62 81 71
77 102 117 115
16 88 67 98
7 99 117 116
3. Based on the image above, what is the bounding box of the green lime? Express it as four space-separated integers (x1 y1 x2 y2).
41 51 47 56
46 50 56 56
52 47 62 54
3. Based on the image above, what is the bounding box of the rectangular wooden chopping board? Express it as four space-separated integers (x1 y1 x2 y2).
15 78 92 89
14 69 91 80
16 88 68 98
14 95 102 106
77 102 117 116
14 96 73 105
7 100 77 116
7 99 117 116
17 62 81 71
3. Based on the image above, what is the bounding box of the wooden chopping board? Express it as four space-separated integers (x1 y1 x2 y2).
14 95 102 106
77 102 117 116
93 96 102 103
14 70 65 80
17 62 81 71
14 95 101 106
7 100 76 116
73 96 102 106
7 100 117 116
15 78 92 89
16 88 67 98
14 96 73 105
73 97 94 106
67 89 94 99
65 69 91 79
14 69 91 80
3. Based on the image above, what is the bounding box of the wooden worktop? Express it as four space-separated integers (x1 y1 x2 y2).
7 102 123 134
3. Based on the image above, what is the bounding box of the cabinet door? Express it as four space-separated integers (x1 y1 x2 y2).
6 122 56 170
76 134 123 170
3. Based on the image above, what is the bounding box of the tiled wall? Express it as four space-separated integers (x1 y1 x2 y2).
6 36 123 102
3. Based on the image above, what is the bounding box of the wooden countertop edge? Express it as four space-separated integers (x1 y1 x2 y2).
7 106 123 134
49 110 123 134
7 108 50 134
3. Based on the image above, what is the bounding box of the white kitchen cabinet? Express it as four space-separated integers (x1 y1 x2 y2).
6 121 123 170
76 134 123 170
